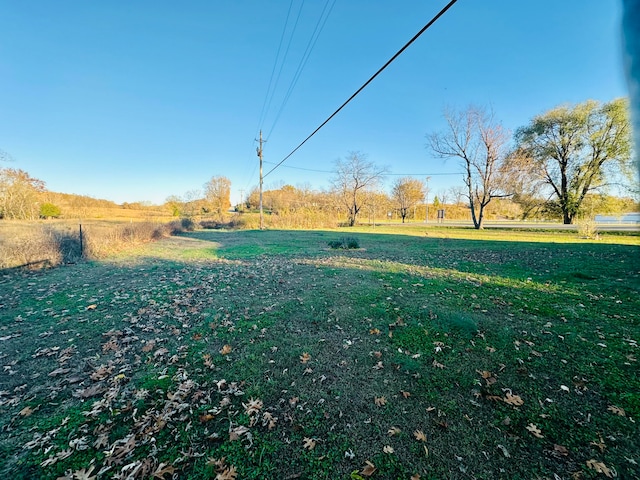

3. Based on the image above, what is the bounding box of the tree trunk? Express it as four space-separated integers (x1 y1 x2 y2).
563 210 573 224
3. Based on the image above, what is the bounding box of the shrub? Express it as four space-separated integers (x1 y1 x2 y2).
39 203 61 219
180 217 196 231
328 236 360 249
577 218 599 239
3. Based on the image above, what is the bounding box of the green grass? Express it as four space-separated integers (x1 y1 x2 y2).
1 227 639 479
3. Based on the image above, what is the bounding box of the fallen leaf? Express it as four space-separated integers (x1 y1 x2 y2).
152 462 175 479
369 328 381 335
586 459 614 478
19 406 34 417
504 393 524 406
497 444 511 458
216 465 238 480
300 352 311 363
303 437 316 450
220 345 232 355
387 426 401 436
72 465 96 480
361 461 376 477
86 304 97 310
607 405 626 416
526 423 544 438
401 390 411 399
553 444 569 456
374 396 387 407
414 430 427 442
383 445 394 454
229 425 249 441
432 360 445 369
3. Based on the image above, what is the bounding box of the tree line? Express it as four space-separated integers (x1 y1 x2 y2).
1 98 635 226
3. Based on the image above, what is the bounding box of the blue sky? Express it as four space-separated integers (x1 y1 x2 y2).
0 1 628 205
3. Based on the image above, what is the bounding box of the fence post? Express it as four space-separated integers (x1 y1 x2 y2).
79 224 84 258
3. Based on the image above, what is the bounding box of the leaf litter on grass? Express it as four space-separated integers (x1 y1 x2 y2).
1 229 639 479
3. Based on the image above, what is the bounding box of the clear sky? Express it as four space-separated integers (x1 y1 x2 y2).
0 0 628 205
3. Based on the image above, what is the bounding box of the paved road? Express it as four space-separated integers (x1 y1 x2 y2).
381 221 640 232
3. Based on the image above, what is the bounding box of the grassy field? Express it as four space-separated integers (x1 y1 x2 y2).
1 226 639 479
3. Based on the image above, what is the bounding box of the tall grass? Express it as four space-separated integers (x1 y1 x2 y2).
0 220 181 270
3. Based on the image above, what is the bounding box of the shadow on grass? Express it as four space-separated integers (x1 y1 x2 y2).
1 229 639 479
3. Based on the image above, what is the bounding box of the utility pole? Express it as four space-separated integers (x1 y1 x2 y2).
424 176 431 223
256 130 264 230
239 189 244 211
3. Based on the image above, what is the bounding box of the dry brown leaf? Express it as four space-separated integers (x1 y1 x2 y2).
553 444 569 456
152 462 175 479
504 393 524 406
49 367 70 377
72 465 96 480
300 352 311 363
401 390 411 399
373 351 383 358
220 344 232 355
19 406 34 417
216 465 238 480
586 459 615 478
243 398 263 416
229 425 249 441
369 328 381 335
303 437 316 450
86 304 97 310
414 430 427 442
526 423 544 438
411 475 421 480
374 396 387 407
383 445 394 454
607 405 626 416
387 426 401 436
432 360 445 369
361 461 376 477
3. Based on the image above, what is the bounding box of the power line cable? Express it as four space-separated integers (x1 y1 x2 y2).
266 0 337 139
263 0 459 179
262 160 459 176
255 0 295 136
260 0 305 134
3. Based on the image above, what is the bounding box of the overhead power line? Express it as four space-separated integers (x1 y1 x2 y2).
263 0 459 179
262 160 459 176
266 0 337 139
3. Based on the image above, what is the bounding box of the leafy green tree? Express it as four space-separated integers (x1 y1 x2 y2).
39 202 61 218
513 99 632 224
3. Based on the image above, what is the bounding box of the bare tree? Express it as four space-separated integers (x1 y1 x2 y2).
391 177 425 223
331 152 388 226
427 106 509 229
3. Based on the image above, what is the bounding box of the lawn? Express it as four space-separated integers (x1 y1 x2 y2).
0 227 638 479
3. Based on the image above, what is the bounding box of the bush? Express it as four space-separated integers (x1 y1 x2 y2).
180 217 196 231
39 203 61 219
328 236 360 249
200 216 248 230
577 218 599 239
